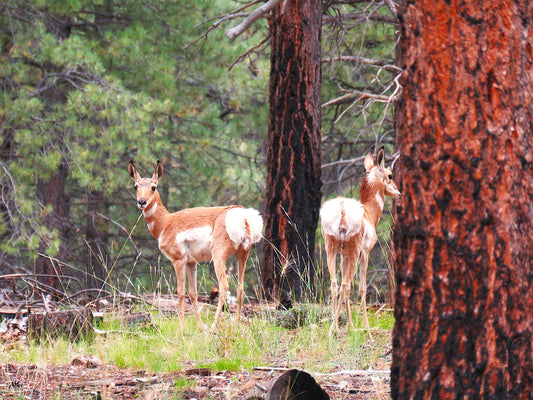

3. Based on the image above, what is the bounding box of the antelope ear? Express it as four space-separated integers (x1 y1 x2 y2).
376 147 385 169
364 152 374 171
128 161 140 181
153 160 164 181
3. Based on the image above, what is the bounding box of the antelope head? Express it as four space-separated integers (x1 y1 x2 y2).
128 160 163 210
363 148 401 199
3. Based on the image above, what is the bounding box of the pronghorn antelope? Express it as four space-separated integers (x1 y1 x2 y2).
128 161 263 330
320 148 400 330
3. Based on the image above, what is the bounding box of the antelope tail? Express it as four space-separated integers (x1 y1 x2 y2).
225 208 263 250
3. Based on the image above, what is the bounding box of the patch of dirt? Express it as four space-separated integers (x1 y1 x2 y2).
0 362 390 399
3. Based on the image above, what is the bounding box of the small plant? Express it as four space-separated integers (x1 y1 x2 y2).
273 302 331 329
173 376 196 399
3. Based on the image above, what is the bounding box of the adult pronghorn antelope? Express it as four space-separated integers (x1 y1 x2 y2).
320 148 400 330
128 161 263 330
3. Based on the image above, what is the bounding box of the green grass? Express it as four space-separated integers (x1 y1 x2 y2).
2 303 393 375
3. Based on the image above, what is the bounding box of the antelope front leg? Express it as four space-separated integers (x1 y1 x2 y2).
172 259 187 328
186 262 206 330
211 255 230 331
359 252 370 329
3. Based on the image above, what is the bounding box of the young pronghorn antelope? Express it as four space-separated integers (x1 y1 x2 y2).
320 148 400 330
128 161 263 331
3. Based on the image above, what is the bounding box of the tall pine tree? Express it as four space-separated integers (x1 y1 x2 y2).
392 1 533 397
261 0 323 304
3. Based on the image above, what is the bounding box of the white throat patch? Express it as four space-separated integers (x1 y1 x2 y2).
147 221 155 231
143 202 157 218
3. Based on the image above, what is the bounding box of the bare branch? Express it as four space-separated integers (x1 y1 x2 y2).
227 34 270 71
384 0 398 17
321 155 366 169
323 11 398 26
323 55 401 73
225 0 283 40
185 13 247 49
322 91 395 108
95 212 140 253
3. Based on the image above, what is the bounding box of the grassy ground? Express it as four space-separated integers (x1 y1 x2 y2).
1 301 393 399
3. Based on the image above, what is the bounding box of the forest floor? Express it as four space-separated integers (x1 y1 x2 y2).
0 296 391 399
0 361 390 399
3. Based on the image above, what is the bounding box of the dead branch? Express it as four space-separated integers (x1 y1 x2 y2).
185 13 247 49
323 11 398 26
225 0 282 40
227 34 270 71
321 155 366 169
316 369 390 376
384 0 398 17
322 90 396 108
323 55 401 73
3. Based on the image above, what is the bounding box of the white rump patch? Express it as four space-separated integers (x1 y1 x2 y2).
225 208 264 250
320 197 364 240
175 226 213 262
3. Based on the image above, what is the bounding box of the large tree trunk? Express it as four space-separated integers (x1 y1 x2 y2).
392 1 533 398
262 0 322 304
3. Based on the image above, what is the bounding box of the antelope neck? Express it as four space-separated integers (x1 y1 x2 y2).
364 192 384 227
359 173 385 227
142 192 169 239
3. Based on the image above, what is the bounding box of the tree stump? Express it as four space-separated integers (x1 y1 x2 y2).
28 308 93 341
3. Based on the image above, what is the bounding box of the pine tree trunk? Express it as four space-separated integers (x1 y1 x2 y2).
262 0 322 303
35 161 70 295
392 1 533 398
85 190 109 292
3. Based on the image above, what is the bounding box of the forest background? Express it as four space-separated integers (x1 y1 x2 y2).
0 0 399 303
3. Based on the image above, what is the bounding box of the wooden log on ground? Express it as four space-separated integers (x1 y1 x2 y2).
28 308 93 341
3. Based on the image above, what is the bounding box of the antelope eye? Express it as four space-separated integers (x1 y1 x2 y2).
388 174 393 180
133 184 138 190
151 186 156 192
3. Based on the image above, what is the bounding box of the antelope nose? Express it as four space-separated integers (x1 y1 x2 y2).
137 198 147 208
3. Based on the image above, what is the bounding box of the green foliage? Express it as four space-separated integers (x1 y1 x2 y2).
0 0 397 302
0 0 268 283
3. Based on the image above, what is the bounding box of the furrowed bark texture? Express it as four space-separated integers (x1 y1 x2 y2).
262 0 322 302
392 1 533 398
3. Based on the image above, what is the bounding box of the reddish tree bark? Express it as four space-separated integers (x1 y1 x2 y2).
262 0 322 304
392 1 533 398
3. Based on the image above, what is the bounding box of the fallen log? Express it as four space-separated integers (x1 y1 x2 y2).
28 308 93 341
